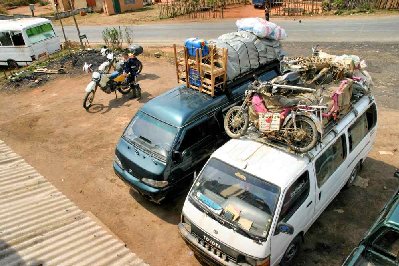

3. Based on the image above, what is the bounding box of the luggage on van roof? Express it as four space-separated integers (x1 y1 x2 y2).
174 29 283 97
224 50 374 154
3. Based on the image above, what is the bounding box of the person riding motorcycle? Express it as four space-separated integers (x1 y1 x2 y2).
122 51 141 99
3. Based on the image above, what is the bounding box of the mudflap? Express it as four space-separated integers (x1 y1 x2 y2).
85 81 96 93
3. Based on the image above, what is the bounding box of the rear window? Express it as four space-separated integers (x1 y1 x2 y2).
26 23 56 44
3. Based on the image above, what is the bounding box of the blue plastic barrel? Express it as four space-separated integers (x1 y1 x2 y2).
184 38 209 57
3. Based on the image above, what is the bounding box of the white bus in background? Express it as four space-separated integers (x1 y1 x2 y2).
0 18 60 68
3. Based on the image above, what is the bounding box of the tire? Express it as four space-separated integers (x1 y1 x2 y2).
83 90 95 110
7 60 18 69
285 116 318 153
280 236 301 266
224 106 249 139
345 162 360 188
117 85 132 95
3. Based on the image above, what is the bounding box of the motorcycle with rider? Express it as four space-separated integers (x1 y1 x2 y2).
83 46 143 110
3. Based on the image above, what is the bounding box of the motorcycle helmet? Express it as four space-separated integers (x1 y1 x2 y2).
128 45 143 56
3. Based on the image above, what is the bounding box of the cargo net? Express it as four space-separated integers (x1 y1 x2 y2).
173 44 228 97
223 48 373 154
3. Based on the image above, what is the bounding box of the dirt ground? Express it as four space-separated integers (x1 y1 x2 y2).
7 3 54 16
0 42 398 266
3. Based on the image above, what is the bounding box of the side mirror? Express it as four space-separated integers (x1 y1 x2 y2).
276 222 294 235
172 150 182 163
394 170 399 178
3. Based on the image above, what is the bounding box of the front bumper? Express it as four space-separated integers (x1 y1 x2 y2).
113 161 168 202
178 223 238 266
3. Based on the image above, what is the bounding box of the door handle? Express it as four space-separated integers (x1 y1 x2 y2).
319 192 322 200
306 201 313 208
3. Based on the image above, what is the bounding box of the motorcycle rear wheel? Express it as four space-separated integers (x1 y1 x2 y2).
83 90 95 110
285 116 318 153
224 106 249 139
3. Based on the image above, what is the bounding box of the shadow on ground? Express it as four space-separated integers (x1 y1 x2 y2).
128 181 192 225
0 239 43 265
292 157 399 266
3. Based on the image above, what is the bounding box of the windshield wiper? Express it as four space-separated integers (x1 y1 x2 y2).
226 220 265 243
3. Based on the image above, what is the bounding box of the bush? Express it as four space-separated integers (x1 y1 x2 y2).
39 0 48 6
3 0 38 7
102 27 134 49
0 5 8 14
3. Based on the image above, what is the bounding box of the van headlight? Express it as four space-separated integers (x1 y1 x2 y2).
246 256 270 266
114 155 123 169
142 178 168 188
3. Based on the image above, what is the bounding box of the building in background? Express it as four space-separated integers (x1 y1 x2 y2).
103 0 143 15
49 0 143 15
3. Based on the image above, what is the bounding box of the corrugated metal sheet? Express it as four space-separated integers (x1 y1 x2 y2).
0 140 148 266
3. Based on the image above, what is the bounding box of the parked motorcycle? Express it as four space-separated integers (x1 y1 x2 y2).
224 78 320 153
82 66 141 110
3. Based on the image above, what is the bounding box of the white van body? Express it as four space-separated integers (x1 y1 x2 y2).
0 18 60 67
179 95 377 266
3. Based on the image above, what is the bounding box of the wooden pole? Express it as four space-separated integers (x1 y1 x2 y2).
67 0 84 49
55 4 68 44
222 48 228 90
173 44 180 83
196 48 202 92
184 47 189 88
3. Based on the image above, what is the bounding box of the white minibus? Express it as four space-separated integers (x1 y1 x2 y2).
0 18 60 68
179 94 377 266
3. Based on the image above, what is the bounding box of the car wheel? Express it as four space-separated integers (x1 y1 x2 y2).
280 236 301 266
7 60 18 69
345 162 360 188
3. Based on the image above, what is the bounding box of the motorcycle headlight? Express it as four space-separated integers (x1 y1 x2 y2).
92 72 101 82
114 154 123 169
141 178 168 188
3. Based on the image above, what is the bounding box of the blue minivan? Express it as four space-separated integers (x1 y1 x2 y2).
113 62 280 203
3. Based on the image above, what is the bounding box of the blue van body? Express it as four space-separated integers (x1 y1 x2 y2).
113 62 280 203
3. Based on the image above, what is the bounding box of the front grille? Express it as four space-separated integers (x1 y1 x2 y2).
191 232 237 264
130 139 167 163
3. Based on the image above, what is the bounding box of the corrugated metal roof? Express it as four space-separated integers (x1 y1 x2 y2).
0 140 148 266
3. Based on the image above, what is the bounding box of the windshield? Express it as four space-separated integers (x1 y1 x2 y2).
123 112 178 159
190 158 280 239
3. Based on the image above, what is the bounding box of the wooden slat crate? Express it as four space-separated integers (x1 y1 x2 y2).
173 44 228 97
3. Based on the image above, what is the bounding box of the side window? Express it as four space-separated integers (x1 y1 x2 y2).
366 103 377 131
348 114 368 151
178 117 220 151
11 31 25 46
279 171 310 222
348 103 377 152
372 229 399 261
0 31 13 46
315 135 347 187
